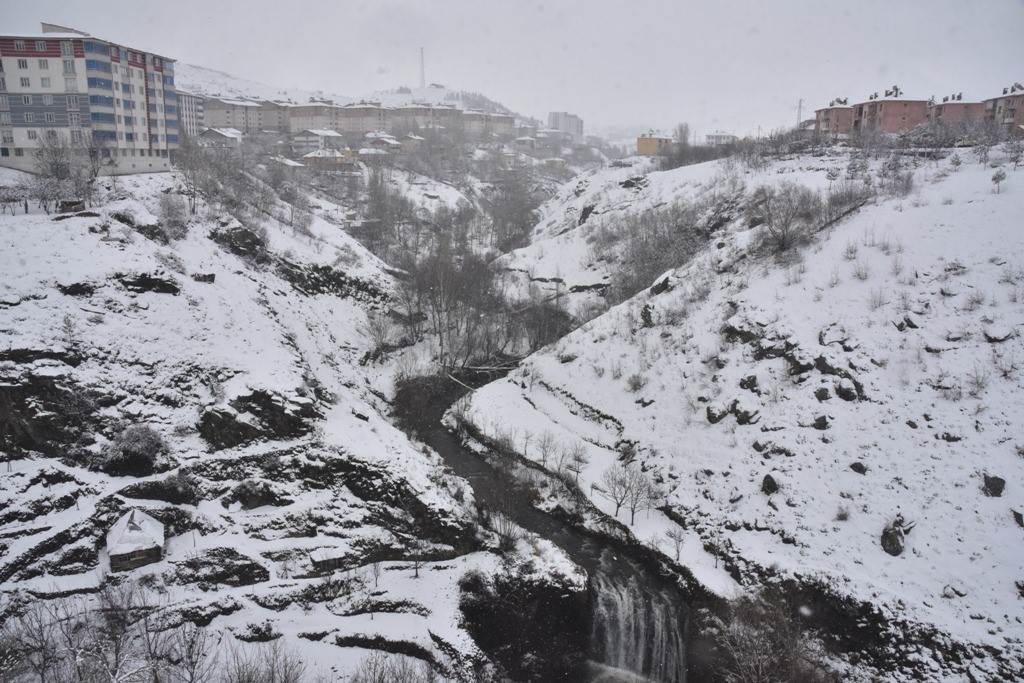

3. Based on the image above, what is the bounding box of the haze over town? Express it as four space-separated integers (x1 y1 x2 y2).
6 0 1024 136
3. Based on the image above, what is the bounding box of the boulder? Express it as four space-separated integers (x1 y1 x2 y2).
881 525 905 556
811 414 830 430
761 473 779 495
814 387 831 402
850 461 868 475
982 474 1005 497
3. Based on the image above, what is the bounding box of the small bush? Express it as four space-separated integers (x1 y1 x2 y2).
627 373 648 392
158 194 189 240
101 424 168 477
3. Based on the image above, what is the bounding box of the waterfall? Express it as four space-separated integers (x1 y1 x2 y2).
589 568 687 683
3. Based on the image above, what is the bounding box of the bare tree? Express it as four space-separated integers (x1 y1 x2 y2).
566 441 589 483
168 624 219 683
598 465 630 517
665 527 685 561
536 430 557 467
622 463 655 524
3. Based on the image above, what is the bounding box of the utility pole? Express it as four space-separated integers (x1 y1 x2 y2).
420 47 425 89
796 98 804 127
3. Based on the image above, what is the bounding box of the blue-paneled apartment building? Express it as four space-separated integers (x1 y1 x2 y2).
0 22 177 174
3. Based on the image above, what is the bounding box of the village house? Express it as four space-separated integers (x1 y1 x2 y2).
705 132 739 147
402 132 426 152
636 131 673 156
293 128 344 155
107 509 165 572
301 147 353 168
197 127 242 148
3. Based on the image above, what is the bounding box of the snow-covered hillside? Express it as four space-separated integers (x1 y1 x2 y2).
460 152 1024 679
175 63 353 104
0 172 576 678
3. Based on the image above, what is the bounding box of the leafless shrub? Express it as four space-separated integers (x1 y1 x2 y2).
835 506 851 521
966 364 991 398
843 240 858 261
993 349 1019 379
890 255 904 277
868 288 889 310
627 373 648 392
962 290 986 312
853 260 870 281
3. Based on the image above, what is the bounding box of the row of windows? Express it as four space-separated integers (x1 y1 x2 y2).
5 93 80 107
10 40 72 54
86 59 111 73
0 111 80 125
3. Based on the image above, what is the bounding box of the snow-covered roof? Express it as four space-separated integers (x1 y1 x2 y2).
200 127 243 139
106 510 164 556
358 148 387 155
364 130 397 141
302 148 347 158
270 156 305 167
214 98 261 107
297 129 343 138
406 133 426 140
515 136 536 142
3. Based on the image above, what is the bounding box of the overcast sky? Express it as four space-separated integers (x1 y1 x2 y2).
8 0 1024 137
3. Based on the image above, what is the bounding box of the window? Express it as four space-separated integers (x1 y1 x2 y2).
0 113 10 125
35 41 47 51
44 112 55 123
27 129 37 140
42 94 53 105
69 112 80 125
124 116 133 125
0 78 5 91
70 129 81 143
1 130 12 143
63 60 75 74
0 95 7 109
87 77 112 90
21 95 32 105
41 77 51 88
1 147 8 156
61 41 73 56
20 77 29 87
123 100 134 109
125 132 134 141
64 77 77 91
66 95 78 108
15 148 23 156
86 60 111 73
14 41 26 51
90 112 115 124
88 95 113 107
38 59 49 69
17 59 28 70
122 83 132 93
24 112 34 123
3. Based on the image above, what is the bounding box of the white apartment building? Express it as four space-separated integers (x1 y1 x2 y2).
0 23 179 174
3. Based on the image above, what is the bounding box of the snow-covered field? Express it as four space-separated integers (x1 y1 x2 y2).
461 150 1024 679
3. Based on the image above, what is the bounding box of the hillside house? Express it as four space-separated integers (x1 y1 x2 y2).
403 133 426 152
107 509 164 572
706 132 739 147
302 148 352 168
814 99 854 137
927 95 985 126
197 127 242 148
293 128 344 154
636 132 673 156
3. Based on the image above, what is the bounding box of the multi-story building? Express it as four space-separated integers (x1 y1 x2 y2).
851 88 929 134
0 22 178 174
175 89 204 138
203 97 263 134
983 83 1024 139
548 111 583 142
331 102 387 136
814 98 854 136
926 94 985 126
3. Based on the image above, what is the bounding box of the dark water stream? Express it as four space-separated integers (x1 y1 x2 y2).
409 383 689 682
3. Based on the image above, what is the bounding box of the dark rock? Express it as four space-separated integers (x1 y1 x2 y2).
733 404 760 425
578 204 596 225
814 387 831 402
761 474 779 495
739 375 760 394
850 462 868 475
835 380 858 402
937 432 962 443
1013 510 1023 528
752 440 767 453
620 175 649 190
983 328 1014 344
210 226 268 264
650 275 673 296
192 273 216 283
641 303 654 328
903 315 919 329
906 420 918 429
706 404 730 424
116 272 180 295
198 390 320 450
982 475 1005 497
811 414 830 430
881 525 906 556
57 282 96 297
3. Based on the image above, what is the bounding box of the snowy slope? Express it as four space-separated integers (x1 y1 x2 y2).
0 172 576 678
175 63 353 104
460 152 1024 680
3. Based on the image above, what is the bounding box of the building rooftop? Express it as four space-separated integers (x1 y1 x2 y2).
106 510 164 556
299 129 343 137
